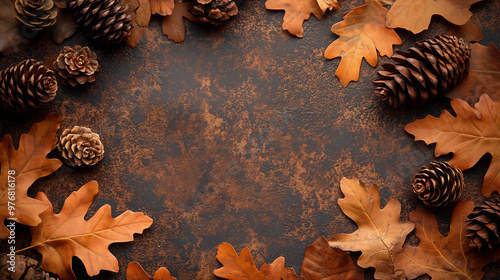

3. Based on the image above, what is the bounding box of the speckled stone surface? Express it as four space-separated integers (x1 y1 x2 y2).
1 0 499 279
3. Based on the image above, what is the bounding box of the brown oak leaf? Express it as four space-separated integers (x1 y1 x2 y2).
447 20 483 43
214 242 300 280
324 0 401 87
27 181 153 280
405 94 500 197
50 8 79 44
127 262 177 280
386 0 482 34
316 0 339 13
328 177 414 280
300 236 364 280
0 113 62 239
265 0 337 38
395 201 500 280
125 0 151 47
150 0 174 16
0 0 30 54
447 43 500 104
162 0 197 43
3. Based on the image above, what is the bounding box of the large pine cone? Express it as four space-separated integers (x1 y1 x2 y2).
0 59 58 112
466 198 500 251
58 126 104 167
374 34 471 107
69 0 133 45
186 0 239 25
412 161 464 207
53 45 100 86
0 254 57 280
14 0 58 31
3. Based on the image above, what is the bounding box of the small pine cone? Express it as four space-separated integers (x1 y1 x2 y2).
187 0 239 25
58 126 104 167
412 161 464 207
69 0 133 45
374 34 471 107
0 59 58 112
14 0 58 31
466 198 500 251
53 45 100 86
0 254 58 280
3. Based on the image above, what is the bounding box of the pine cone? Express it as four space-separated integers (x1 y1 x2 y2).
0 254 58 280
0 59 58 112
187 0 239 25
53 45 100 86
466 198 500 251
69 0 133 45
58 126 104 167
374 34 471 107
14 0 58 31
412 161 464 207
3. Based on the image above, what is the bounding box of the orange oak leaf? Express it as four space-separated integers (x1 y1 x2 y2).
214 242 300 280
386 0 482 34
265 0 336 38
0 113 62 239
27 181 153 280
317 0 339 13
447 43 500 104
395 201 500 280
300 236 364 280
324 0 401 87
162 0 197 43
328 177 414 280
127 262 177 280
405 94 500 197
150 0 174 16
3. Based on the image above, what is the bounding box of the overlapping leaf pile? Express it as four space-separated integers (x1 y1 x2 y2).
0 114 153 280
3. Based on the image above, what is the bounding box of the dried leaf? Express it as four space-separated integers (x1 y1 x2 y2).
447 19 483 43
50 8 78 44
162 0 197 43
316 0 339 13
127 262 177 280
376 0 396 5
405 94 500 197
300 236 364 280
214 242 300 280
29 181 153 280
150 0 174 16
125 0 151 47
395 201 500 280
265 0 331 38
328 177 414 280
324 0 401 87
0 0 29 54
0 113 61 239
386 0 482 34
447 43 500 104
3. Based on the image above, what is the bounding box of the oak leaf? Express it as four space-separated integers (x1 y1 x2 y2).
324 0 401 87
447 43 500 104
265 0 337 38
395 201 500 279
0 113 62 239
127 262 177 280
214 242 300 280
328 177 414 280
50 8 79 44
405 94 500 197
447 20 483 43
316 0 339 13
28 181 153 280
162 0 197 43
300 236 364 280
125 0 151 47
0 0 29 54
150 0 174 16
386 0 482 34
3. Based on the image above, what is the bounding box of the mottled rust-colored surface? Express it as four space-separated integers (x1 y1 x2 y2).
1 0 499 279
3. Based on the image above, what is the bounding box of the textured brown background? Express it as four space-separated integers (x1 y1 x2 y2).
1 0 499 279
